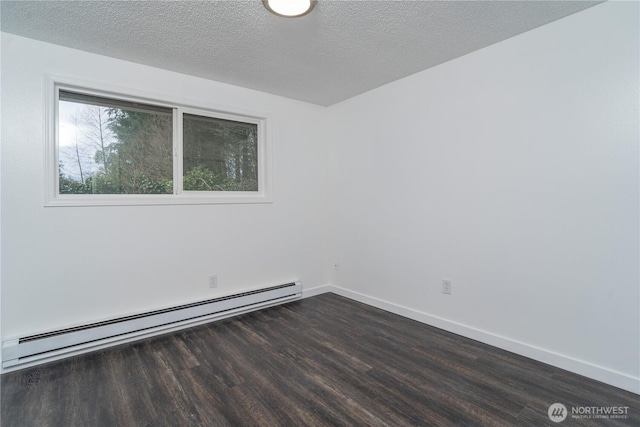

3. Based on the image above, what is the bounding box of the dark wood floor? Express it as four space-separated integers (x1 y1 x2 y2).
2 293 638 426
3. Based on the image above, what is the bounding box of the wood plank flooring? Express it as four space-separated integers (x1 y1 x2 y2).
2 293 638 426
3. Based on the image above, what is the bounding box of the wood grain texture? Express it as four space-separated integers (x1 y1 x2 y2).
2 293 638 426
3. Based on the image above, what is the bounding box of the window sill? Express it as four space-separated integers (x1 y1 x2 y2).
45 193 273 207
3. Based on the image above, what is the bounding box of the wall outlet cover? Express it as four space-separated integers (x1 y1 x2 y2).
209 275 218 288
442 278 452 295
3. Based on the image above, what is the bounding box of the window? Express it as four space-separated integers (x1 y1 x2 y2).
182 113 258 192
58 91 174 196
47 77 270 206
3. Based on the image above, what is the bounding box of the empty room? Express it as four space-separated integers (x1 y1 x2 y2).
1 0 638 425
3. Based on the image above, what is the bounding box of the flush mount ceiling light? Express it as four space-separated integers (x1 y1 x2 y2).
263 0 316 18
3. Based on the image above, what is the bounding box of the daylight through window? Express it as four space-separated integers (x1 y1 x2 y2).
183 114 258 192
59 91 174 195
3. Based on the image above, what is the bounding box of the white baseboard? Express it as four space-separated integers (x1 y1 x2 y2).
320 285 639 395
302 284 333 298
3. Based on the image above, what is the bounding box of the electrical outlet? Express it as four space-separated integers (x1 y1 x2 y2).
442 278 452 295
208 275 218 289
333 260 340 271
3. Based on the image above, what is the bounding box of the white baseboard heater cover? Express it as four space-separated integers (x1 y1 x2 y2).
2 281 301 369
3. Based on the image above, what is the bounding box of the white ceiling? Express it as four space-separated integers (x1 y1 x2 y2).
1 0 601 106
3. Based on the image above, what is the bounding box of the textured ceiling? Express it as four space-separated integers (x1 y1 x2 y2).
1 0 601 106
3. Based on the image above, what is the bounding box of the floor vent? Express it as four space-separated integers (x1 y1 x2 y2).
2 282 301 369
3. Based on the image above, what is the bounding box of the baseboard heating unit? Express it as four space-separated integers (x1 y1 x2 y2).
2 281 302 369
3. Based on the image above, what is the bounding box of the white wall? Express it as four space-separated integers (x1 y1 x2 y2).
328 1 639 392
0 34 331 352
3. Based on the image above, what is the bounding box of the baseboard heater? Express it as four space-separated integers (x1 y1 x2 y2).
2 281 302 369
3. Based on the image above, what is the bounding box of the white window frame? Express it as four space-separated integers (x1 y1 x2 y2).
45 75 272 206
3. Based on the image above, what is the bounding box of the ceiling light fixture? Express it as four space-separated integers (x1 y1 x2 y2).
263 0 316 18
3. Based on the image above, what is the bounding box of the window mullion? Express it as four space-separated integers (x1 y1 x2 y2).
174 108 184 195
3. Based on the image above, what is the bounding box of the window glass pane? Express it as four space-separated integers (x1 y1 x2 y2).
58 90 173 195
183 113 258 192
